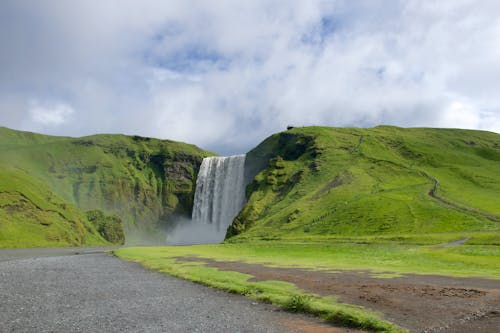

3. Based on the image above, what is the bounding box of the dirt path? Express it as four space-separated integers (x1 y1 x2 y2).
176 257 500 333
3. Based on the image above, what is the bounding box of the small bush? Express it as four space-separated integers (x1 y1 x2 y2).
86 209 125 244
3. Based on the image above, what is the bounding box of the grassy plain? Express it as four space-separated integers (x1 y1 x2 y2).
115 234 499 332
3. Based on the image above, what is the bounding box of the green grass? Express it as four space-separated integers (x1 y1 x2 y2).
0 169 108 248
115 238 499 331
0 126 213 246
229 230 500 246
230 126 500 241
115 245 408 332
117 235 500 279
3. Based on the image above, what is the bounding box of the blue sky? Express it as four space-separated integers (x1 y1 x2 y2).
1 0 499 155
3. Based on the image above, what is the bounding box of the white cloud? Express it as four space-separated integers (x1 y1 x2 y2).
479 110 500 134
0 0 499 153
29 101 74 126
438 101 481 130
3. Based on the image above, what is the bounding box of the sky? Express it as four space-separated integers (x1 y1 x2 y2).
1 1 499 155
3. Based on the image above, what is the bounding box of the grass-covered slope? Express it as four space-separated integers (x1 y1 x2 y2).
0 126 213 245
228 126 500 241
0 169 108 248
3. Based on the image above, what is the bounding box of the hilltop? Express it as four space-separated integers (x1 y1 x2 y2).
228 126 500 242
0 127 213 247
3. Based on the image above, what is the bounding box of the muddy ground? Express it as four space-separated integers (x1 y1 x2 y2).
176 257 500 333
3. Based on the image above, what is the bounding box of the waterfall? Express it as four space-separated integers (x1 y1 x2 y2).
191 155 246 239
166 154 246 245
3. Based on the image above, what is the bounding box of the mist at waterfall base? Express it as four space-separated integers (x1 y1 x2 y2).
165 216 227 245
166 155 246 245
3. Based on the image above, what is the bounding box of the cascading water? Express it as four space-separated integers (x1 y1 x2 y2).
192 155 246 236
166 154 246 245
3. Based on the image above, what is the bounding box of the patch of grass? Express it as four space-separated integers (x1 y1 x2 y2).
117 237 500 278
284 294 311 312
242 231 500 246
115 246 405 332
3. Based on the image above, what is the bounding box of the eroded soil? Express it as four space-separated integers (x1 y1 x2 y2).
175 257 500 333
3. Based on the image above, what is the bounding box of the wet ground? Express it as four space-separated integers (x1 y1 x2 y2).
177 257 500 333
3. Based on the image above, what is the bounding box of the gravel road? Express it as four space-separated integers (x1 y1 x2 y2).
0 246 119 263
0 249 345 333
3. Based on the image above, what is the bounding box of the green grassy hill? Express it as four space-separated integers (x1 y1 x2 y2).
0 127 213 247
227 126 500 242
0 169 108 248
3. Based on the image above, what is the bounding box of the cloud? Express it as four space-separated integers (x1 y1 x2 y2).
0 0 499 154
28 101 75 126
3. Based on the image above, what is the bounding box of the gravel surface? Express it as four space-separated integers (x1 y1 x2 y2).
0 246 119 262
0 251 327 333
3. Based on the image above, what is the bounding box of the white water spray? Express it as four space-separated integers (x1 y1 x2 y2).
166 155 246 244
